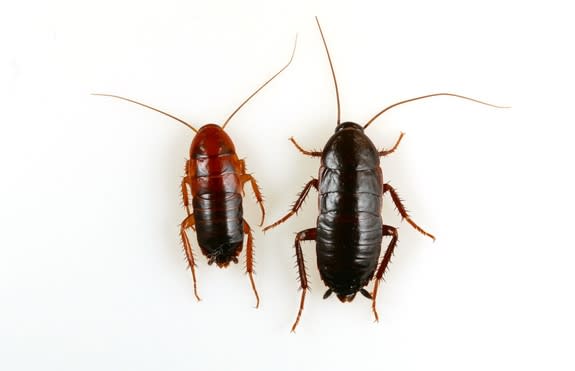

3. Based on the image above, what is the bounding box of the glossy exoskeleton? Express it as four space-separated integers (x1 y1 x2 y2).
264 18 504 331
95 38 296 307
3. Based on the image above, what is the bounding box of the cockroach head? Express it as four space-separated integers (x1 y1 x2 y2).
335 121 363 133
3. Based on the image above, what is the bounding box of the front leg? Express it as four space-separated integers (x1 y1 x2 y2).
289 137 322 157
378 132 405 157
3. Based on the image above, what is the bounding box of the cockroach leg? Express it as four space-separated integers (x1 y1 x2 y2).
289 137 322 157
180 214 200 301
383 183 435 241
243 219 260 308
239 162 266 226
371 225 399 322
378 132 405 157
292 228 316 332
263 179 318 232
181 177 193 219
360 288 372 299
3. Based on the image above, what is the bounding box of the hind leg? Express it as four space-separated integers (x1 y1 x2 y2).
180 214 200 301
243 219 260 308
291 228 316 332
371 225 398 322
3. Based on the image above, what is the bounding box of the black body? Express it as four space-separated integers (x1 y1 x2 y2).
316 122 383 300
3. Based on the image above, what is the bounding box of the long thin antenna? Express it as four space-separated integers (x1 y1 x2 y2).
222 35 298 130
364 93 510 129
92 93 198 132
315 16 341 126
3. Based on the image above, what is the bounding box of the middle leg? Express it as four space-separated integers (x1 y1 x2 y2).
383 183 435 241
239 163 266 227
263 179 318 232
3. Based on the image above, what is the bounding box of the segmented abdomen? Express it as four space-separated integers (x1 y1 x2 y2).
316 166 383 294
190 154 244 259
193 192 243 257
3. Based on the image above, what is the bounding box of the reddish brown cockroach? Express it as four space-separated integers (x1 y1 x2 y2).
95 38 296 307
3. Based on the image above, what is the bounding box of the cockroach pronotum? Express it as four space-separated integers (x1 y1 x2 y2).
94 37 297 308
264 18 506 331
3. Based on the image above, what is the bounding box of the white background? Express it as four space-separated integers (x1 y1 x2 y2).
1 0 573 370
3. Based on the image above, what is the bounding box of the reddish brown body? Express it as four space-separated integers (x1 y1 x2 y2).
186 124 246 266
180 124 263 304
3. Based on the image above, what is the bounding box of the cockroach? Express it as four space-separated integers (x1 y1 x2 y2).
264 18 506 331
94 38 296 308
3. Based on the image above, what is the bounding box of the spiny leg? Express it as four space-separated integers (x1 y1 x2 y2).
383 183 435 241
239 160 266 226
291 228 316 332
263 179 318 232
289 137 322 157
243 219 260 308
180 214 200 301
372 225 399 322
181 160 195 229
181 177 193 219
378 132 405 157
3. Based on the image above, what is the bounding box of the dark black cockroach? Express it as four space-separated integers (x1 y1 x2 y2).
264 18 505 331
